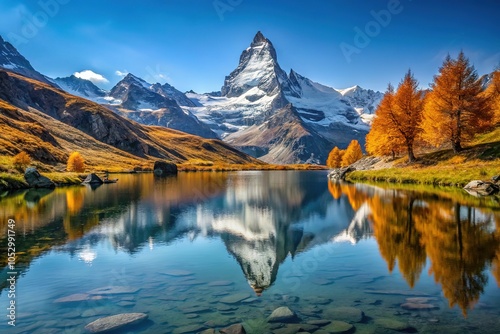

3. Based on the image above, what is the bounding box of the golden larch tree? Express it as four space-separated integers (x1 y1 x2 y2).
366 84 406 158
67 152 85 172
13 151 31 169
421 52 492 152
393 70 424 162
365 71 424 163
326 146 344 168
483 70 500 125
341 140 363 167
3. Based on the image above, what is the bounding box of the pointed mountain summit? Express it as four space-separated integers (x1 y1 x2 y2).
221 31 288 99
0 35 55 85
186 31 383 163
54 75 106 99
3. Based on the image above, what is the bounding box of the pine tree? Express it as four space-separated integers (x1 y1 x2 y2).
67 152 85 172
421 52 492 152
326 146 344 168
341 140 363 166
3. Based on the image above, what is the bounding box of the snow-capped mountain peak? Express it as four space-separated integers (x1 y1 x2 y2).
54 75 106 98
221 31 287 98
0 35 56 86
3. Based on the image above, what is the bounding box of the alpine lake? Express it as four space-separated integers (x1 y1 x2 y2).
1 170 499 334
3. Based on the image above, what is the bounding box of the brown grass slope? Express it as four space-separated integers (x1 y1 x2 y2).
0 69 262 170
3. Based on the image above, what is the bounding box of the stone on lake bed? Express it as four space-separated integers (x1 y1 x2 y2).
208 280 234 286
54 293 105 303
84 313 148 333
405 297 437 304
374 318 413 331
220 292 251 304
87 286 140 295
173 324 207 334
268 306 299 323
401 302 439 311
200 330 217 334
220 323 247 334
160 269 194 277
323 307 364 323
307 319 331 326
321 320 354 334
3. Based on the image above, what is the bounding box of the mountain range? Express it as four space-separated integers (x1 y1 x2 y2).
0 31 383 164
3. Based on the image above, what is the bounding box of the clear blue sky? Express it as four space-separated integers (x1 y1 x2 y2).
0 0 498 93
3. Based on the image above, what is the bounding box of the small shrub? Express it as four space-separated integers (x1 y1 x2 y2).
13 151 31 169
67 152 85 173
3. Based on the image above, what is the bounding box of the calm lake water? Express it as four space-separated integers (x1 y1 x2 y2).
0 171 499 333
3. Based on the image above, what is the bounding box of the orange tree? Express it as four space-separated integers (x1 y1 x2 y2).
366 71 424 162
341 140 363 167
421 52 492 152
67 152 85 172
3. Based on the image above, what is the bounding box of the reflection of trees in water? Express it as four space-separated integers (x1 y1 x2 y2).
415 202 498 315
329 181 500 316
369 193 426 288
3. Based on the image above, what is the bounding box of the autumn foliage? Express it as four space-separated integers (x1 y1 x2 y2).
366 71 423 162
13 151 31 169
421 52 492 152
341 140 363 166
483 70 500 125
367 52 495 160
67 152 85 172
326 147 344 168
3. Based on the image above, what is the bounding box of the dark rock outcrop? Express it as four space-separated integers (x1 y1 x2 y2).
82 173 104 185
153 161 178 176
24 167 55 188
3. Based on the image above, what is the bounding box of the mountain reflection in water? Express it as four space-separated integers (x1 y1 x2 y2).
1 171 499 317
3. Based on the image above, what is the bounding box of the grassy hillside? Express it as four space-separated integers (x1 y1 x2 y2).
347 126 500 187
0 70 264 175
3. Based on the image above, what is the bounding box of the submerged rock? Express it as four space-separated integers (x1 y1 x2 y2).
173 324 207 334
220 323 246 334
24 167 55 188
321 320 354 334
84 313 148 333
401 302 439 311
53 293 104 303
374 318 414 331
324 307 364 323
268 306 299 323
220 293 251 304
87 286 140 295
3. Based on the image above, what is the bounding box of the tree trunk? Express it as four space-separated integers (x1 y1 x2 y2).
452 140 462 153
453 109 462 153
407 143 416 163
